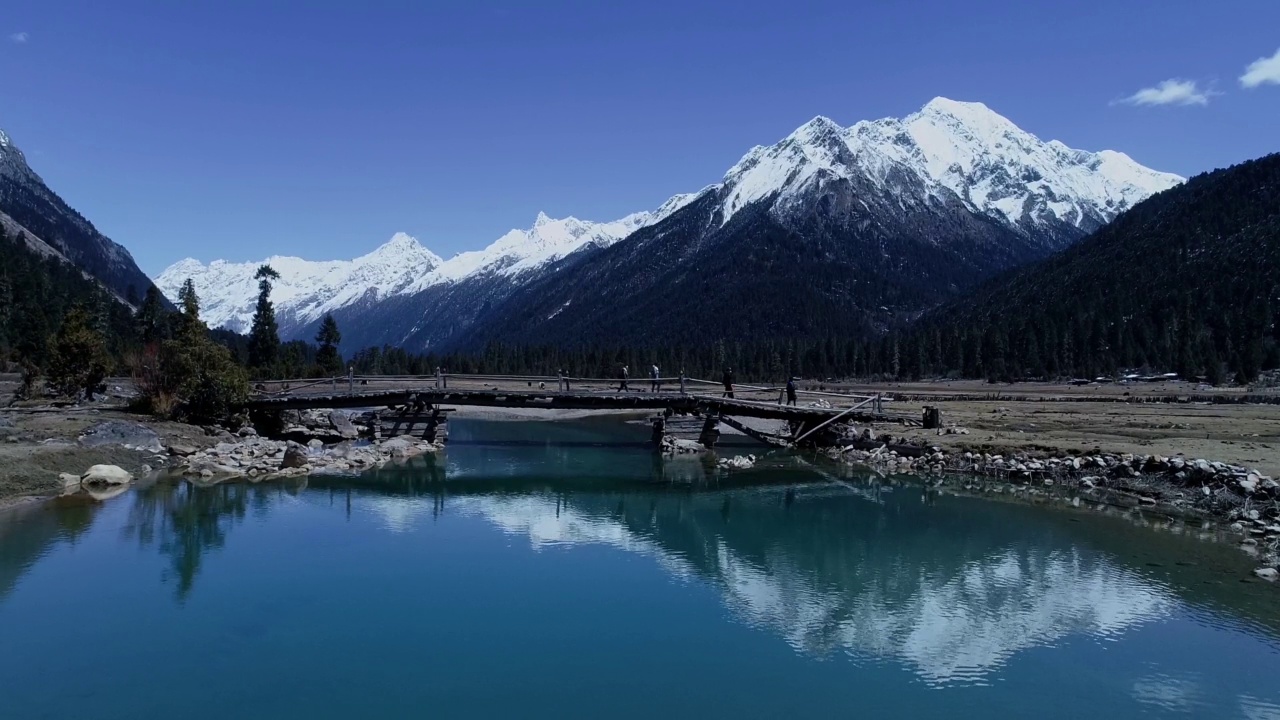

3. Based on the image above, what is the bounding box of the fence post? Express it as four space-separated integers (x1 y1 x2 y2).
679 371 686 396
348 366 354 395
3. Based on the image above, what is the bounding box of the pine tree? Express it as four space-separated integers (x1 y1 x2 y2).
315 313 342 375
247 265 281 371
47 305 111 400
136 286 168 344
178 279 200 328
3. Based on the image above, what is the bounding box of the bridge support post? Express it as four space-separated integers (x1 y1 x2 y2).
698 414 720 448
650 415 666 446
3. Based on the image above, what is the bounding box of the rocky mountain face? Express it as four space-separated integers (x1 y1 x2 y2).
0 129 160 306
156 98 1182 353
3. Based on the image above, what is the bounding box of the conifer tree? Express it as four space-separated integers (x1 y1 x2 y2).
315 313 342 374
178 279 200 329
136 286 168 344
248 265 281 371
47 305 110 400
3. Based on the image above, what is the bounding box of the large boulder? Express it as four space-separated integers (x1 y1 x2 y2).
380 435 424 459
79 420 163 453
167 442 199 457
280 442 309 469
81 465 133 486
329 411 359 439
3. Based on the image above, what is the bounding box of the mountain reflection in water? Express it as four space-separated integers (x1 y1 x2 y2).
1 418 1278 718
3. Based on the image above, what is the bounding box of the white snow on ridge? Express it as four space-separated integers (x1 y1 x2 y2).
719 96 1182 229
152 97 1181 333
157 192 702 331
154 232 444 332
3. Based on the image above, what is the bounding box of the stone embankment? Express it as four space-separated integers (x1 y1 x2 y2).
827 424 1280 580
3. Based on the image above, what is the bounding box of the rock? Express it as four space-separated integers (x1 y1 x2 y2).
329 411 359 440
59 472 81 488
167 443 199 457
1254 568 1278 582
380 436 415 452
81 464 133 486
1239 477 1258 494
660 437 704 455
719 455 756 470
280 442 309 469
307 439 324 449
238 426 258 437
78 420 162 453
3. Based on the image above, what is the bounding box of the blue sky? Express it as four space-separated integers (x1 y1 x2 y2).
2 0 1278 275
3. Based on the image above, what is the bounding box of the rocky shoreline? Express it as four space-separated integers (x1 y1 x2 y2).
168 430 443 483
823 425 1280 581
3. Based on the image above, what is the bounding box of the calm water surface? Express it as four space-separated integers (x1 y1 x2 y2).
2 418 1279 719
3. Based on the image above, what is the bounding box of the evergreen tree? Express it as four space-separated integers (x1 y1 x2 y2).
247 265 281 371
178 279 200 327
315 313 343 375
46 305 111 400
136 286 168 344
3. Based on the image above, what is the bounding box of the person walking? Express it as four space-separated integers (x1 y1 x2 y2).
721 367 735 399
650 364 661 392
618 364 630 392
785 376 798 406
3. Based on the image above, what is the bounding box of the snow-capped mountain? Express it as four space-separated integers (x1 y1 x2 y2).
158 194 699 336
154 97 1181 352
156 233 444 333
719 97 1179 237
457 99 1183 351
1 127 161 307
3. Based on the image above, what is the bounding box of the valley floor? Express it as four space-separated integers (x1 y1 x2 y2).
837 379 1280 478
2 375 1278 506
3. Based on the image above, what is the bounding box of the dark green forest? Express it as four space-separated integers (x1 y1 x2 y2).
0 226 139 370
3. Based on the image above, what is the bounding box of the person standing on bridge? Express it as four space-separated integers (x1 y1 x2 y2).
618 364 630 392
650 364 660 392
786 376 798 406
722 367 735 399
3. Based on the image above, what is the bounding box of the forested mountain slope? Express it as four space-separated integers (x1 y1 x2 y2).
904 153 1280 382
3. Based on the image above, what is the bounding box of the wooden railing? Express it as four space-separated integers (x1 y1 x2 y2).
251 371 886 413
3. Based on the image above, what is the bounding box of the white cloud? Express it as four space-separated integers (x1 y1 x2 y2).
8 32 28 44
1240 48 1280 88
1115 78 1214 107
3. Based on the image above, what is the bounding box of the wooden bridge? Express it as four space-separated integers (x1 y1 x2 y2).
242 372 909 448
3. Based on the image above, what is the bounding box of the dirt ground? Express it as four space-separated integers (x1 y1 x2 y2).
885 400 1280 477
0 373 218 507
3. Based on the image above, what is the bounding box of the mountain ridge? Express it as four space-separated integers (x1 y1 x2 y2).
153 98 1183 352
0 128 162 307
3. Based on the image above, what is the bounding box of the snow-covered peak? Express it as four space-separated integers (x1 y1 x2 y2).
413 194 702 288
0 127 35 181
155 232 444 332
719 97 1182 231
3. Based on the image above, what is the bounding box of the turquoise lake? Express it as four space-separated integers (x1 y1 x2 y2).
2 418 1279 719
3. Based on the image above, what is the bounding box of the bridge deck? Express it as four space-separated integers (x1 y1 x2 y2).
243 388 885 423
